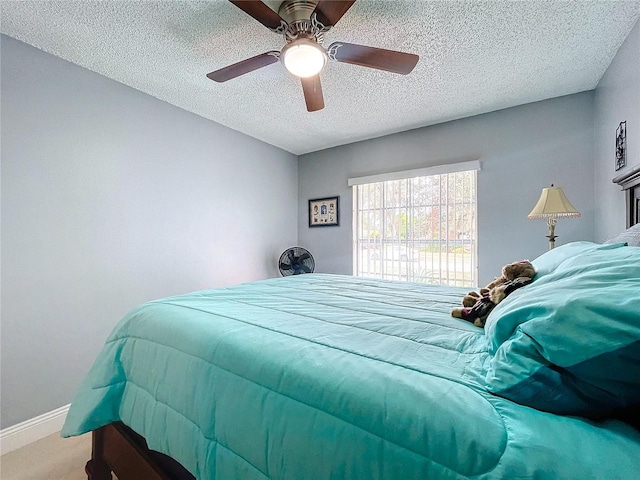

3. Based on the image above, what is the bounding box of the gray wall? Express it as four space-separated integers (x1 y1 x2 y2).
0 35 298 428
594 18 640 240
299 93 595 286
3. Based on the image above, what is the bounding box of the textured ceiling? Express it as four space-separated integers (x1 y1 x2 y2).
2 1 639 155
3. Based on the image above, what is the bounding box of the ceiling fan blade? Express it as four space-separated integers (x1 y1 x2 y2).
328 42 419 74
312 0 356 28
301 75 324 112
207 52 279 82
229 1 285 31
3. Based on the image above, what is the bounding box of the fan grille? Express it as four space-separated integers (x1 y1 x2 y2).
279 247 315 276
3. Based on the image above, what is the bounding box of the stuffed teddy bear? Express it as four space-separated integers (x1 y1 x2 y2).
452 276 534 327
452 260 536 327
459 260 536 307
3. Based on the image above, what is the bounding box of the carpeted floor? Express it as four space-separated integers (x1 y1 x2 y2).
0 432 93 480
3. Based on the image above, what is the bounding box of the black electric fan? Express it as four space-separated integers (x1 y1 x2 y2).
279 247 315 276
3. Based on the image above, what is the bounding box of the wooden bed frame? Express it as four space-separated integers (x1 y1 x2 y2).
84 166 640 480
86 422 194 480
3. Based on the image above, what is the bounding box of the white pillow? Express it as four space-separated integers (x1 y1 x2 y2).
604 223 640 247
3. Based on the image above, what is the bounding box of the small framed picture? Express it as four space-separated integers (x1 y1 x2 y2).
309 196 339 227
615 121 626 171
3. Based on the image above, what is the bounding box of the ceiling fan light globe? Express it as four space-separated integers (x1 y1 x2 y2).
281 39 327 78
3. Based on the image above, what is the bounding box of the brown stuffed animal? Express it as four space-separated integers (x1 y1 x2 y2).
460 260 535 307
452 260 536 327
452 276 534 327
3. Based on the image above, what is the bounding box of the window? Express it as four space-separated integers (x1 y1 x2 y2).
351 163 478 287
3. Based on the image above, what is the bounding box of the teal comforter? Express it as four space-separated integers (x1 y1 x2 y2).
62 271 640 479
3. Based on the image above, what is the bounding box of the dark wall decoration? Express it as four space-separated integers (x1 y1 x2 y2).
616 121 627 171
309 196 339 227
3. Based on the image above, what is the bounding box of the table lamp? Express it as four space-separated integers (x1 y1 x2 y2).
528 185 581 249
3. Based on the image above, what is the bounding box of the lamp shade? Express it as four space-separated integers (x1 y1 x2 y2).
528 185 581 219
281 39 327 78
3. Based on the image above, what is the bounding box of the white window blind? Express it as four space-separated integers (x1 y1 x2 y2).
351 162 479 286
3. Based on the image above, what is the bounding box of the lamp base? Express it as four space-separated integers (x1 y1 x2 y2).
546 217 558 250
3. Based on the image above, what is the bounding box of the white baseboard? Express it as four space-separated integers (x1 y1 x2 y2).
0 404 70 455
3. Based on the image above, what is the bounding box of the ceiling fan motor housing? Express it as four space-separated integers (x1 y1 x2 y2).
279 0 327 44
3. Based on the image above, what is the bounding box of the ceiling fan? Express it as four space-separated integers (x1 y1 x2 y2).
207 0 419 112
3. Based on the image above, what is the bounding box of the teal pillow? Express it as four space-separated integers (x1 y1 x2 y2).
530 241 626 280
484 242 640 418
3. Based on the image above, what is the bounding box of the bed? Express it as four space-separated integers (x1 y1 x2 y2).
62 169 640 480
